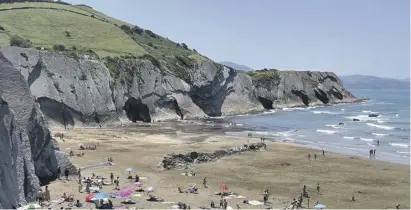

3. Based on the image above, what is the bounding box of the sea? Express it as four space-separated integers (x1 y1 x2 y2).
208 89 410 165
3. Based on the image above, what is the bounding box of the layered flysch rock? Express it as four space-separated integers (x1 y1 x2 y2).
0 46 357 128
0 50 75 208
0 46 358 207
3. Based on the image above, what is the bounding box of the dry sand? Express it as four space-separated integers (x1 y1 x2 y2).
45 123 410 209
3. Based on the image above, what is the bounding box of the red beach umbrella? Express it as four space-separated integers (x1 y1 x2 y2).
85 193 95 202
220 184 228 191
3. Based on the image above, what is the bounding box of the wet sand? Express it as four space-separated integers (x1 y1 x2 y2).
46 123 410 209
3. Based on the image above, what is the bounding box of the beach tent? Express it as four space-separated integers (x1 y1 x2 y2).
220 184 228 191
314 204 327 209
119 188 134 198
125 168 136 172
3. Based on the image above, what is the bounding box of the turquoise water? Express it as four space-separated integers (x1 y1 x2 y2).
226 89 410 165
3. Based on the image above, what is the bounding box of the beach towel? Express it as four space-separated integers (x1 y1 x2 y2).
248 200 264 205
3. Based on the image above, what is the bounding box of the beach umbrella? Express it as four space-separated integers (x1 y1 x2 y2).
134 181 143 186
145 186 156 194
85 193 96 202
93 193 109 200
314 204 327 209
220 184 228 191
125 168 136 173
119 188 134 198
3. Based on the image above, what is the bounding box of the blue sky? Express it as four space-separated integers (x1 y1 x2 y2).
66 0 410 79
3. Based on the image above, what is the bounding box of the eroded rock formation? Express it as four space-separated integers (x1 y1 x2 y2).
161 142 267 170
0 51 75 208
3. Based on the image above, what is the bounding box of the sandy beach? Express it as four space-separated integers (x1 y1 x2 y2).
45 123 410 209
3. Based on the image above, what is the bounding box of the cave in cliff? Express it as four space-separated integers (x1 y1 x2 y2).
36 97 75 128
258 97 274 109
291 90 310 106
123 97 151 123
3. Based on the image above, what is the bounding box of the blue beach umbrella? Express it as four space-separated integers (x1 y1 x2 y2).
93 193 109 200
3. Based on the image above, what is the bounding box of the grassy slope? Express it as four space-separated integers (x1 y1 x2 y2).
0 2 212 77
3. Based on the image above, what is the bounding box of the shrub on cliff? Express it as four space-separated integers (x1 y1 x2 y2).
53 44 66 51
132 26 144 34
120 24 132 34
10 35 32 48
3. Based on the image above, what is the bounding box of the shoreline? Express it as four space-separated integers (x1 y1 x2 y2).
44 124 409 209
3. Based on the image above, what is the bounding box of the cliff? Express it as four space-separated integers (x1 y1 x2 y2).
0 46 357 127
0 49 75 208
0 46 358 209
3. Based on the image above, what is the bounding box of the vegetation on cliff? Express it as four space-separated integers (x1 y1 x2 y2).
0 1 209 83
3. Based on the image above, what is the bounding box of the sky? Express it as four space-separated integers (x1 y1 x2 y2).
66 0 410 79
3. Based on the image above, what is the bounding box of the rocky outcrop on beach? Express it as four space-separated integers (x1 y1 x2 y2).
161 142 267 170
0 46 357 127
0 52 75 208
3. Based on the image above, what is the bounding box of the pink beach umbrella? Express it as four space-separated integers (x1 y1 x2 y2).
118 188 134 198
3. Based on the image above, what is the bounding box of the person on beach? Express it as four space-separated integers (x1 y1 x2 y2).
64 168 69 180
78 180 83 193
316 183 320 194
44 186 50 201
135 174 140 182
57 167 61 180
351 196 355 202
373 149 376 158
110 173 114 185
396 204 400 209
203 177 207 188
314 154 317 161
322 150 325 156
308 153 311 161
78 168 81 180
37 188 43 206
369 149 373 159
115 177 120 190
377 140 380 146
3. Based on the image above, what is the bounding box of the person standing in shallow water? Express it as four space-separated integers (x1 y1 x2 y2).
373 149 376 158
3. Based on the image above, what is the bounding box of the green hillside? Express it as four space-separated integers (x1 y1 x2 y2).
0 1 211 78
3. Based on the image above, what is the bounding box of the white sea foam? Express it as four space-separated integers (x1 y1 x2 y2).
390 143 410 148
235 123 243 126
326 124 341 129
312 111 339 115
360 138 374 142
341 109 345 111
343 136 355 140
367 123 395 130
377 120 387 123
367 143 376 147
362 110 372 113
397 151 410 154
396 114 400 117
316 129 337 134
372 133 389 137
255 131 269 135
